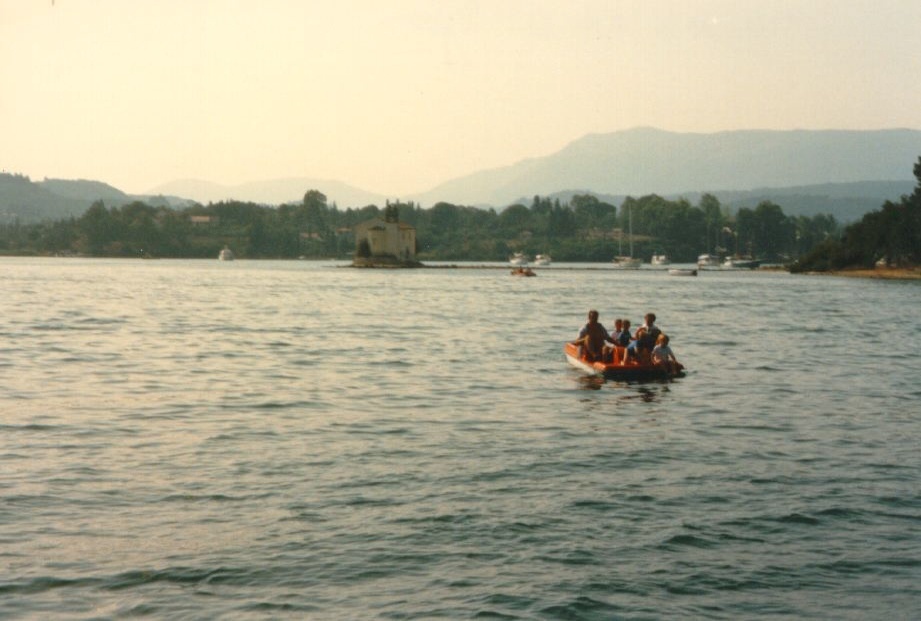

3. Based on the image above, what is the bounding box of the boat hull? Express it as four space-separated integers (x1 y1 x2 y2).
723 258 761 269
697 254 719 268
564 343 684 380
612 256 642 269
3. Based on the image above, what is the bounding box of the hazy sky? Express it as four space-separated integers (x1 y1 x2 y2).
3 0 920 195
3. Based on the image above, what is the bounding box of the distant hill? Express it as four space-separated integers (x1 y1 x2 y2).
410 127 921 210
147 177 386 208
0 174 92 223
0 175 198 224
522 180 915 222
37 178 130 204
5 128 921 223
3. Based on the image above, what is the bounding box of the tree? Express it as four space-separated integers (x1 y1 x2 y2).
78 201 115 254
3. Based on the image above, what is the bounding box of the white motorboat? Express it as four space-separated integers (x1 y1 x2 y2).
668 268 698 276
509 252 529 266
218 246 235 261
651 253 670 266
697 253 719 268
533 254 552 266
723 257 762 269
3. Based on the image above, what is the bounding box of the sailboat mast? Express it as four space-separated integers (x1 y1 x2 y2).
628 204 634 258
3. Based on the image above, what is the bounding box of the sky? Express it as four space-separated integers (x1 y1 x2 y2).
2 0 921 196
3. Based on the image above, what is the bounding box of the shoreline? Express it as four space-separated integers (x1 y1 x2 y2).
813 266 921 280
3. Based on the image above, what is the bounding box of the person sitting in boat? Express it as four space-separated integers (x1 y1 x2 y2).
651 333 680 375
571 309 616 362
606 318 624 361
611 318 624 341
612 318 631 364
616 318 632 346
634 313 661 362
623 325 645 364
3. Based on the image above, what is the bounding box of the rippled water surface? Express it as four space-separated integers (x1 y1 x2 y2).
2 257 920 619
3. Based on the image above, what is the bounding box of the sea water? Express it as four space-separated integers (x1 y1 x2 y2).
1 257 919 620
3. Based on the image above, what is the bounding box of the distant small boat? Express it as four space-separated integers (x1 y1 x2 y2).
218 246 234 261
723 257 761 269
612 256 642 269
533 254 552 266
697 253 720 268
652 253 670 266
613 203 641 268
509 252 529 266
668 268 698 276
511 267 537 277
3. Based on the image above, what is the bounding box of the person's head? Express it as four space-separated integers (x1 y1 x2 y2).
656 333 669 346
614 318 623 330
587 310 599 323
645 312 656 325
623 319 631 329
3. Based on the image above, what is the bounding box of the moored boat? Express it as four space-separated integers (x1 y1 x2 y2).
613 256 643 269
723 257 762 269
613 203 641 268
533 254 552 266
218 246 234 261
509 252 529 266
612 256 642 269
652 253 670 266
668 268 697 276
697 253 719 268
564 342 684 380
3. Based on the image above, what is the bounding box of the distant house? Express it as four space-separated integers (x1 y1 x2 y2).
189 215 219 225
352 204 421 267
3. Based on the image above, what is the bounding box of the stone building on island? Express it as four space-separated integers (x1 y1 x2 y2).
352 203 422 267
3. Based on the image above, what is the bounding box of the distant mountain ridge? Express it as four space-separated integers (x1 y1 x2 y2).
4 128 920 223
409 127 921 207
0 175 195 224
147 177 385 208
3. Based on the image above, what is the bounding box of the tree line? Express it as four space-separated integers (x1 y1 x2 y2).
0 186 845 262
791 157 921 272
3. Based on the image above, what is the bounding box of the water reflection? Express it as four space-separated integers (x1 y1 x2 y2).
573 374 672 403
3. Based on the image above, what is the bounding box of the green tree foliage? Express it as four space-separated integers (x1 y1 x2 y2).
792 156 921 271
0 185 852 264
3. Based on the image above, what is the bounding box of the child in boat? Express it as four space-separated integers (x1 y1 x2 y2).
651 333 679 375
611 318 624 342
629 313 661 364
616 319 632 346
623 325 645 364
605 318 625 362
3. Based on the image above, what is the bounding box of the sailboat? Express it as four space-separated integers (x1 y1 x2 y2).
612 203 642 269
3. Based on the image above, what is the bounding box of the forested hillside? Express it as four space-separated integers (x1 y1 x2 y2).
0 188 838 263
791 158 921 271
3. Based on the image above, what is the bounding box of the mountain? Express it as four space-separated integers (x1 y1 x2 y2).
37 178 130 204
409 127 921 208
5 128 921 223
0 174 92 223
0 175 197 224
147 177 386 208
